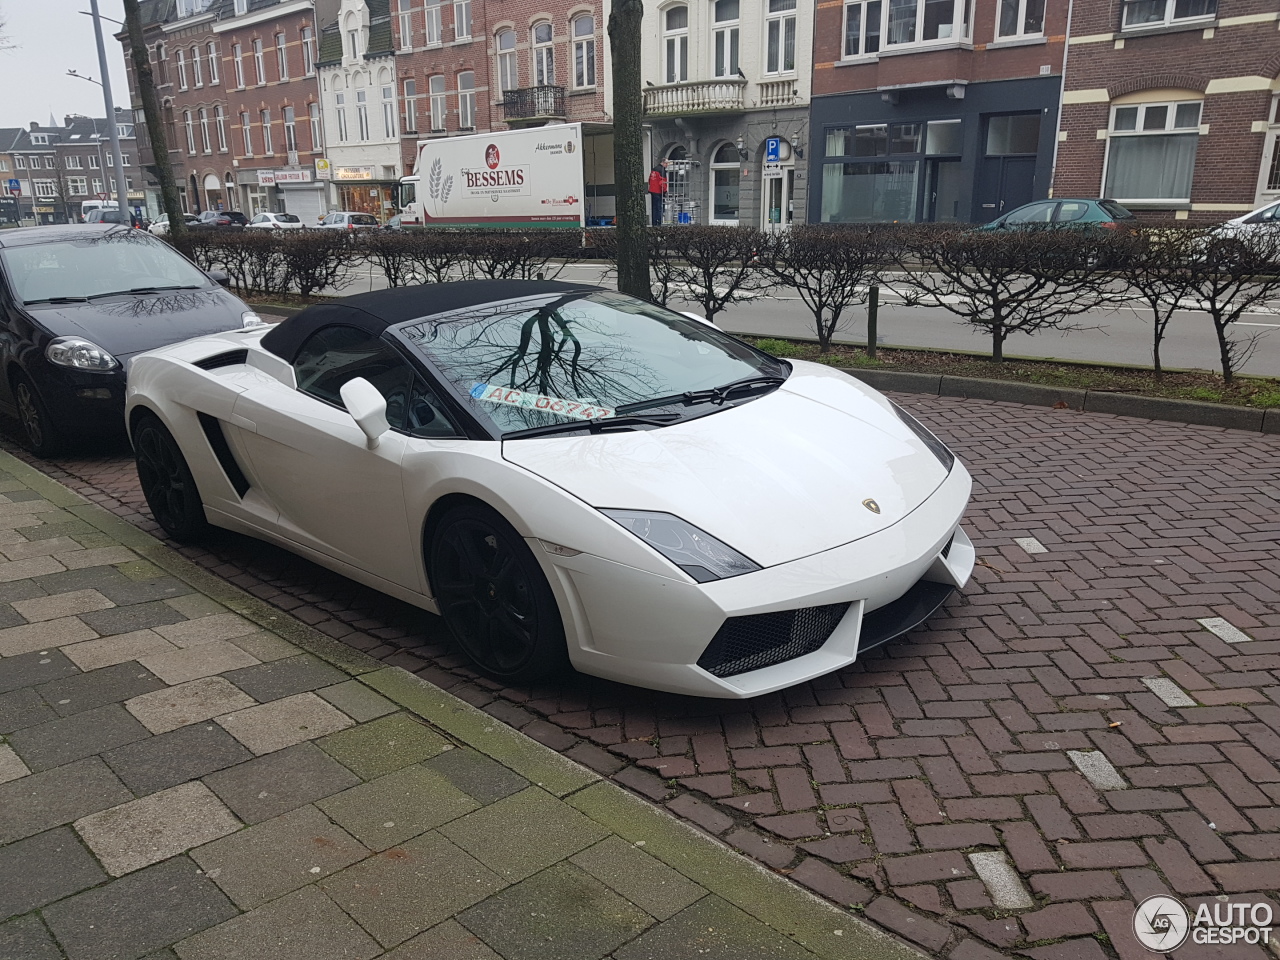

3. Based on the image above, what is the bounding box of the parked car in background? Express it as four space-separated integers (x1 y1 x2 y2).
318 212 380 231
981 199 1137 232
1209 197 1280 239
0 224 266 455
149 213 202 237
85 208 139 228
247 212 305 230
192 211 244 229
383 214 405 231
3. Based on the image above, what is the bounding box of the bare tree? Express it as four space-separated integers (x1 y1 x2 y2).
588 227 681 305
457 230 579 281
657 226 771 325
759 225 903 352
0 13 15 51
1111 226 1198 377
608 0 650 299
898 224 1113 362
279 231 354 298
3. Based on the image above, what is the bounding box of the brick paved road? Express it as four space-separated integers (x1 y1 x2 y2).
5 394 1280 960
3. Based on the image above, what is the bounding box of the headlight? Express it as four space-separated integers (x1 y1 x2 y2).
45 337 119 371
242 311 267 328
890 400 954 472
600 509 760 582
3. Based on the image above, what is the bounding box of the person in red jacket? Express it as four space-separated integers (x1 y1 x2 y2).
648 161 668 225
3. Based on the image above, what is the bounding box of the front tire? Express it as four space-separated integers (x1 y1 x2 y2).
429 503 569 684
12 372 63 458
134 414 209 542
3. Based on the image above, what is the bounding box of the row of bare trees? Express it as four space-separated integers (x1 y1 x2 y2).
179 224 1280 383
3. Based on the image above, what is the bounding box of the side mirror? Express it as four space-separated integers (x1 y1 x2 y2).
207 269 230 287
340 377 389 449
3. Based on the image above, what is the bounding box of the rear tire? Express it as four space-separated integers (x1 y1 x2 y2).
134 413 209 542
429 503 569 685
12 372 63 458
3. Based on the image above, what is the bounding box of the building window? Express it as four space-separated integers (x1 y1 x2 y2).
14 156 25 169
426 0 442 46
713 1 739 78
844 0 882 56
885 0 971 47
199 107 212 153
459 71 476 129
1122 0 1216 29
191 46 203 87
261 108 273 154
89 154 99 169
664 6 688 83
302 27 315 75
233 43 244 87
404 79 419 133
532 22 554 86
234 0 247 13
44 156 55 168
765 0 797 73
207 42 219 83
710 142 740 224
33 180 55 198
215 105 227 151
496 30 517 92
176 48 188 89
284 106 297 153
65 155 83 169
1104 98 1202 202
92 177 103 193
821 122 921 222
253 39 265 84
357 91 370 141
347 22 361 58
382 84 397 139
184 111 196 154
336 93 349 141
429 75 447 130
241 111 253 154
1263 96 1280 194
455 0 472 39
309 101 323 149
276 33 288 81
572 16 595 87
68 177 87 195
997 0 1044 37
398 0 413 50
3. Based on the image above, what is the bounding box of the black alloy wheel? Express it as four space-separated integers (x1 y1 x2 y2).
134 414 209 543
429 503 568 684
12 373 63 458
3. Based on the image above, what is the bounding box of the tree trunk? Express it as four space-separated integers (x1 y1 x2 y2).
123 0 188 256
608 0 650 300
992 317 1005 362
1214 318 1234 383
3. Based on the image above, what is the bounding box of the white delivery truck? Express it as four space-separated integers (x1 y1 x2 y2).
399 123 614 229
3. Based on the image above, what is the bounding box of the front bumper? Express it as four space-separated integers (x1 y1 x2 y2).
537 463 974 699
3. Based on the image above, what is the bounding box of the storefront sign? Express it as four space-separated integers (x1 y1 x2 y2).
335 166 374 181
315 158 332 180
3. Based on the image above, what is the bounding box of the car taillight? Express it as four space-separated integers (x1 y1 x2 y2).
347 223 354 230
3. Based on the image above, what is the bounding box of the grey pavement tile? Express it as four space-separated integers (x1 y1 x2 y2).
0 914 64 960
225 631 301 663
163 595 228 620
0 647 79 695
0 743 30 784
0 603 26 629
0 580 49 603
216 692 353 755
38 661 166 717
139 642 260 686
58 547 139 571
0 757 133 844
0 827 109 921
32 566 134 596
382 920 502 960
611 895 820 960
94 576 194 607
172 885 380 960
458 862 653 960
43 855 238 960
80 601 188 638
0 616 99 657
190 804 367 910
0 557 65 583
74 781 242 877
570 836 706 921
0 686 56 734
203 742 361 825
320 831 506 948
22 519 98 542
62 630 180 672
423 748 530 806
102 722 253 796
7 703 152 772
125 677 257 736
317 680 398 723
316 763 480 850
11 589 114 624
155 614 259 648
440 787 609 883
317 712 450 780
222 655 347 702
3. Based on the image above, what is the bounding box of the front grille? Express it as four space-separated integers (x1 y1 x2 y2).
697 602 851 678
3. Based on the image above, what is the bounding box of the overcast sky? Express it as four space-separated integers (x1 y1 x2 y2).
0 0 131 130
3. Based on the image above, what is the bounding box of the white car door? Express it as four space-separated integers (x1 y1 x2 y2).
230 326 424 592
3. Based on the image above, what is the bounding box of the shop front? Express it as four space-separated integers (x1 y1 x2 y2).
333 165 397 221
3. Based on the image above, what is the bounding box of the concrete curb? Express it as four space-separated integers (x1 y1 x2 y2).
841 368 1280 434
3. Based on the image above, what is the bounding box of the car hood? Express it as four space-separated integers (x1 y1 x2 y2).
501 364 952 568
24 286 249 360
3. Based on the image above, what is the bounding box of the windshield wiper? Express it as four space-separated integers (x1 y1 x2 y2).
22 296 90 305
615 374 788 415
503 413 683 441
87 284 205 299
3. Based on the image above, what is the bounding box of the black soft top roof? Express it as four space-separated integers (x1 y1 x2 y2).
260 280 601 363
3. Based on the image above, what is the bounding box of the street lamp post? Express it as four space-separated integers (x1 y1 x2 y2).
83 0 127 216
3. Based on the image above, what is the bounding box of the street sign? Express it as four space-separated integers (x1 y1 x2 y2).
765 138 782 163
96 192 110 200
6 179 19 196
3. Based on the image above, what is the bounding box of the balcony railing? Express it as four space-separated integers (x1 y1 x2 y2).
502 86 566 123
757 79 797 108
643 79 746 116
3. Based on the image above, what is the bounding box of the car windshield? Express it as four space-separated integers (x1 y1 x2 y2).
1 231 211 303
394 291 785 436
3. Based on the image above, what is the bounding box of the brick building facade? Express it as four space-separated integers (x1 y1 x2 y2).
1053 0 1280 222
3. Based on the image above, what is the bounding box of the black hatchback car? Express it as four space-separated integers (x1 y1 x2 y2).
0 224 264 455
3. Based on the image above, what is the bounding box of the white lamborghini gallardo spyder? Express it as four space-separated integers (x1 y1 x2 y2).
125 281 974 698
